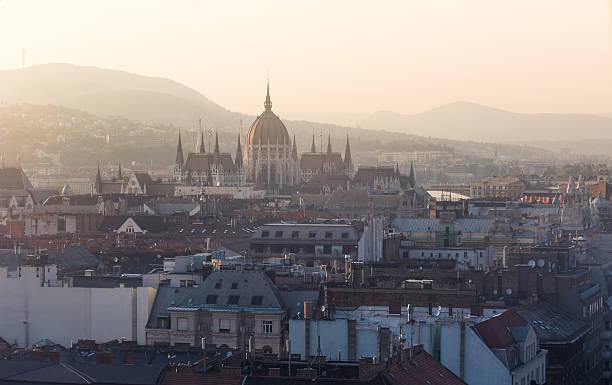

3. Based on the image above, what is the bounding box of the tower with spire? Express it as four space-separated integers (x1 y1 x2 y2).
344 135 353 177
244 79 296 192
95 165 103 194
407 162 416 189
174 131 185 181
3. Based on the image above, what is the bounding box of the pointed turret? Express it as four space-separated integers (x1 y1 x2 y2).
311 134 316 153
408 162 416 188
213 132 221 166
117 163 122 180
175 131 184 166
235 133 243 169
213 132 220 154
199 130 206 153
344 135 352 170
292 133 298 161
264 79 272 111
95 165 102 194
326 133 332 154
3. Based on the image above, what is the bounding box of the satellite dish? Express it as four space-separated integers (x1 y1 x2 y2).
506 288 513 295
537 259 545 267
528 260 536 268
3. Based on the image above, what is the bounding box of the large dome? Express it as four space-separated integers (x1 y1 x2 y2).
246 83 290 146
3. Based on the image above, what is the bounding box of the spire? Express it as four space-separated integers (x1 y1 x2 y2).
213 132 220 154
95 165 102 194
175 131 184 165
199 130 206 153
213 132 221 166
408 162 416 188
311 134 316 153
117 163 122 180
292 133 298 161
326 133 332 154
344 135 353 171
235 133 243 168
264 78 272 111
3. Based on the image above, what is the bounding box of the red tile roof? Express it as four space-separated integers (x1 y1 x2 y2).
382 349 467 385
474 309 528 349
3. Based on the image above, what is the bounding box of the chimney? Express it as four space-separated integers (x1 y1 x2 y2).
268 367 281 377
296 368 317 379
96 352 113 364
303 301 313 320
122 351 135 365
49 351 60 363
359 357 382 379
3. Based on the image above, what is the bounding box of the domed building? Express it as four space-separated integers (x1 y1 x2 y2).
245 82 300 191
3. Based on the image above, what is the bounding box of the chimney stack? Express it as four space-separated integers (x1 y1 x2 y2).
303 301 313 319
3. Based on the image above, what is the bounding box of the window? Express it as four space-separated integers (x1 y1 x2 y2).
263 320 273 334
58 216 66 232
341 232 349 239
231 282 238 289
215 281 222 289
180 280 186 287
251 295 264 305
219 319 231 333
205 294 218 304
246 318 255 332
308 232 317 238
157 316 169 329
261 231 270 238
275 231 283 237
177 317 189 331
291 231 300 238
227 295 240 305
325 232 333 239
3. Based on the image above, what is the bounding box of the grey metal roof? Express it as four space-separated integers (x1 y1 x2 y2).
518 302 591 344
147 270 283 328
391 218 494 234
145 201 199 215
252 223 360 242
0 360 164 385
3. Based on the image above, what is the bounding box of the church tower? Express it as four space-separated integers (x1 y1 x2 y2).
174 131 184 181
344 135 353 177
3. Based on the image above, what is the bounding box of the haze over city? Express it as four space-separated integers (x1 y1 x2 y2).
2 3 612 385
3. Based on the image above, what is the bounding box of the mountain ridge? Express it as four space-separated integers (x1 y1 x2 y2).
360 101 612 142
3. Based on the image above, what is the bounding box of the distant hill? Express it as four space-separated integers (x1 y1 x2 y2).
360 101 612 142
0 63 245 129
0 64 562 165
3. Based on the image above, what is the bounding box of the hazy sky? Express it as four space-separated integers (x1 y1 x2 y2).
0 0 611 118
